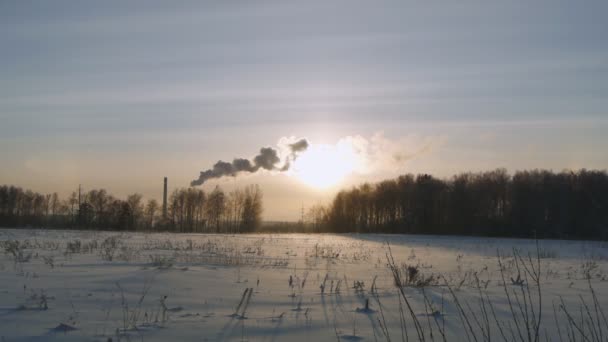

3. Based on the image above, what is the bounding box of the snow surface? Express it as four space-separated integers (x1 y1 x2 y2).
1 229 607 341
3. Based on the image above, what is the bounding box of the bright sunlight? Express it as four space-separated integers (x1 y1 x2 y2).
292 142 361 189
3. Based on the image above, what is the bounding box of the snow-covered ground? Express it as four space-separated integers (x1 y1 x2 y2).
1 229 607 341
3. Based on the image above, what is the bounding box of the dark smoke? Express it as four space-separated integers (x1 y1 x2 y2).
280 138 309 171
191 138 309 186
289 139 309 153
232 158 255 172
253 147 280 171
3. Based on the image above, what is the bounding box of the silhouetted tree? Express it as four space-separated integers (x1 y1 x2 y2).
145 199 159 230
241 185 263 232
1 169 606 239
126 193 143 230
321 169 608 239
205 186 226 233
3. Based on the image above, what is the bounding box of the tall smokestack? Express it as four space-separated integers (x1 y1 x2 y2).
162 177 168 220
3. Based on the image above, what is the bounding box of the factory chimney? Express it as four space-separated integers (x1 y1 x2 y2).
162 177 168 220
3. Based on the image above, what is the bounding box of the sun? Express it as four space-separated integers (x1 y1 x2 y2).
292 143 359 189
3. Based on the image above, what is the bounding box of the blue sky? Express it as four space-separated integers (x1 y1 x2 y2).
1 1 607 220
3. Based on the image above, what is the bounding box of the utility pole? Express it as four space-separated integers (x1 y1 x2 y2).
162 177 168 220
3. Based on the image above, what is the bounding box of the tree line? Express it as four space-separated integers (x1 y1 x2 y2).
311 169 608 239
2 169 607 239
0 184 263 233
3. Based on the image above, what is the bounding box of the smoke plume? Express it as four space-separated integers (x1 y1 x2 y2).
289 139 309 153
191 138 308 186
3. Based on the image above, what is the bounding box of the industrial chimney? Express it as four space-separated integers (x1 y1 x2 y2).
162 177 168 220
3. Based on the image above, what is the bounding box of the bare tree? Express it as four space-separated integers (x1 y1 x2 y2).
241 185 262 232
205 186 226 233
145 199 159 230
126 193 144 230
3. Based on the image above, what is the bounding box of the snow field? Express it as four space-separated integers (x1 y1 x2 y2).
1 229 607 341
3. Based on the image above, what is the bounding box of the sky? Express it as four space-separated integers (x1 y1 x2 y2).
1 1 607 220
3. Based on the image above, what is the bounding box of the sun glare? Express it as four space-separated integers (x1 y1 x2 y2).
293 143 360 189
